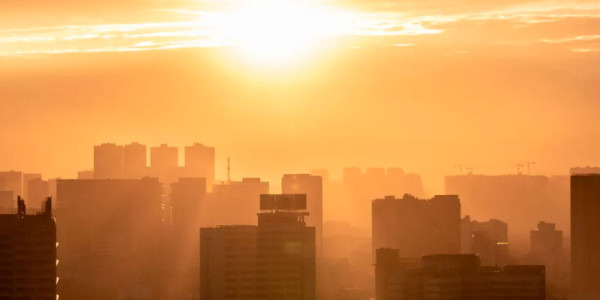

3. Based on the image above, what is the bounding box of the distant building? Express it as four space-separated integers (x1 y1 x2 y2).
123 142 147 178
200 194 316 300
342 167 424 228
150 144 179 182
170 177 206 299
282 174 323 257
206 178 269 226
56 178 164 300
77 170 94 179
0 170 23 197
184 143 215 189
376 249 545 300
372 194 461 257
529 221 566 286
461 216 509 266
0 190 13 211
445 174 569 249
93 143 124 179
22 173 41 200
27 177 50 209
571 172 600 298
0 197 56 300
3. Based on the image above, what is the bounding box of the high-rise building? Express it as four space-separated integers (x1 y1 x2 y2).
0 170 23 197
461 216 509 266
206 178 269 226
200 194 316 300
372 194 461 257
184 143 215 189
0 197 57 300
124 142 147 178
170 177 206 299
445 174 569 249
150 144 179 182
282 174 323 257
342 167 424 229
200 225 258 300
530 221 566 286
27 177 50 209
93 143 124 179
571 172 600 298
56 178 164 300
376 250 545 300
22 173 41 200
257 194 316 300
0 191 13 211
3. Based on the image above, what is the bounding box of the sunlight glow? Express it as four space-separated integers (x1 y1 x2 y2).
212 0 351 66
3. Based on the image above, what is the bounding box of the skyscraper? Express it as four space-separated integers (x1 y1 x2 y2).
93 143 124 179
0 197 56 300
372 194 461 257
200 194 316 300
0 170 23 198
257 194 316 300
56 178 164 300
200 225 258 300
571 172 600 298
282 174 323 257
150 144 178 182
123 142 147 178
170 177 206 299
184 143 215 189
206 178 269 226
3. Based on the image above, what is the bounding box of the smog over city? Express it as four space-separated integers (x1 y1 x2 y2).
1 0 599 299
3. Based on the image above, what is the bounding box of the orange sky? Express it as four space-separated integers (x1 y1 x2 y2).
1 0 599 193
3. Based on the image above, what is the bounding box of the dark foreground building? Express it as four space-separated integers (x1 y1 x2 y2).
0 197 57 299
200 194 316 300
376 249 545 300
571 171 600 299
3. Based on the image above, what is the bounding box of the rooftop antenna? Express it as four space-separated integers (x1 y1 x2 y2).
515 163 524 175
454 164 464 175
525 161 536 175
227 157 231 183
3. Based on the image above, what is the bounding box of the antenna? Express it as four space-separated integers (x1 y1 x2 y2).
515 163 524 175
227 158 231 183
525 161 536 175
454 164 464 175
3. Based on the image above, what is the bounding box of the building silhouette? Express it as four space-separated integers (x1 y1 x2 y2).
206 178 269 226
27 177 50 209
282 174 323 258
56 178 165 300
375 249 545 300
445 174 569 250
150 144 179 183
571 171 600 298
461 216 509 266
184 143 215 189
0 197 56 300
124 142 147 178
372 194 461 257
0 170 23 199
93 143 124 179
342 168 424 229
529 221 566 289
200 194 316 300
200 225 258 300
22 173 41 200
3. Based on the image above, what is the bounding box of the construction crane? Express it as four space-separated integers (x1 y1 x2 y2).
515 163 524 175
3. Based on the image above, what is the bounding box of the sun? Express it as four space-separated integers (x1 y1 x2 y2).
214 0 348 66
